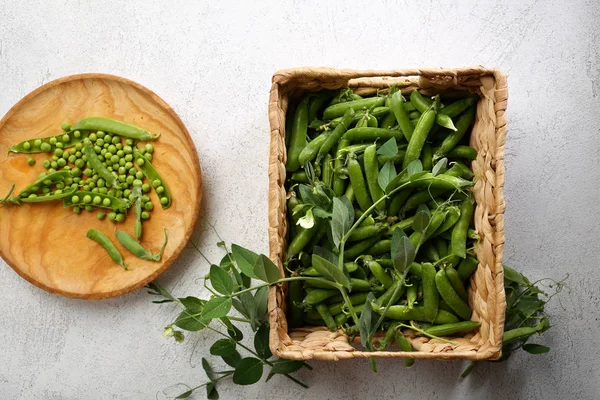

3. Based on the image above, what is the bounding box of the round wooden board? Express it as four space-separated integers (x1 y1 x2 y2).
0 74 202 299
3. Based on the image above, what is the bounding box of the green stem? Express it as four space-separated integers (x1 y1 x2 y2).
339 288 360 326
398 321 456 345
227 316 252 323
229 276 339 298
190 239 213 265
180 372 232 396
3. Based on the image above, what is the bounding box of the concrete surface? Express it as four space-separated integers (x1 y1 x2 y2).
1 1 599 399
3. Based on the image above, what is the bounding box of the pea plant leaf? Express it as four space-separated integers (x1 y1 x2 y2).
202 357 215 381
412 205 431 233
409 171 429 181
206 382 219 400
376 137 398 157
210 265 233 295
219 254 233 271
266 360 305 381
201 297 232 322
312 254 350 289
523 343 550 354
432 157 448 176
359 292 377 350
174 309 206 332
391 227 416 273
240 291 258 330
209 338 237 357
297 208 315 229
313 246 338 268
222 350 242 368
254 323 272 360
179 296 205 313
175 390 193 399
254 286 269 322
231 244 259 279
232 357 264 385
331 196 354 250
407 159 423 177
221 317 244 341
378 161 397 193
253 254 281 284
232 298 249 319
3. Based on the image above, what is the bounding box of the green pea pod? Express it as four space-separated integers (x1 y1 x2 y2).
432 206 461 237
8 130 90 153
394 330 415 367
434 106 476 158
286 219 321 260
286 96 310 171
377 149 406 166
342 127 404 142
317 109 354 162
400 189 444 214
322 96 385 120
386 172 473 193
116 227 168 261
363 144 386 214
366 114 378 127
315 303 337 332
422 242 440 262
332 141 349 197
387 216 414 235
308 90 336 122
424 321 480 337
287 279 305 328
298 130 330 166
347 222 387 242
73 117 160 140
346 155 372 212
440 96 478 117
84 141 118 189
366 239 391 256
290 171 309 183
390 91 414 141
446 161 474 180
446 266 469 301
304 278 371 291
451 195 475 258
387 190 412 217
303 288 339 306
328 107 389 128
328 292 370 315
435 268 471 320
402 96 439 169
86 229 127 270
372 304 458 325
421 263 439 323
321 154 334 188
434 238 449 258
376 279 406 306
133 149 172 209
406 281 418 309
344 236 380 261
378 323 399 350
366 260 393 289
63 191 128 211
422 143 433 170
409 91 456 131
457 256 479 281
447 146 477 160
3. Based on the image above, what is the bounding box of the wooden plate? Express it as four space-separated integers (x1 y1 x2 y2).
0 74 202 299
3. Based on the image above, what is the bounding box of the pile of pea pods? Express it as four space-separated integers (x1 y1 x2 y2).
284 86 482 346
1 117 171 269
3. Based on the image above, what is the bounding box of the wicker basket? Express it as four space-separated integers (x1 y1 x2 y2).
267 67 508 361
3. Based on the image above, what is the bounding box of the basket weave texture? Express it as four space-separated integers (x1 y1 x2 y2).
267 67 508 361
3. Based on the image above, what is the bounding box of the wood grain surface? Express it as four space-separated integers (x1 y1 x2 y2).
0 74 202 299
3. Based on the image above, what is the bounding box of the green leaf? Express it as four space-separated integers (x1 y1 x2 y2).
232 298 249 319
175 390 193 399
231 244 259 279
378 161 397 192
210 265 234 295
174 310 206 332
254 324 272 360
313 246 338 268
222 318 244 341
407 160 423 177
297 208 315 229
253 254 281 284
202 357 215 380
179 296 205 313
254 286 269 322
206 383 219 400
201 297 232 321
359 292 377 350
391 228 416 273
376 137 398 157
232 357 264 385
503 265 528 285
266 360 305 381
222 350 242 367
312 254 349 289
409 171 429 181
432 158 448 176
210 338 237 356
146 281 175 301
523 343 550 354
240 291 257 330
412 205 431 233
331 196 354 250
220 254 233 271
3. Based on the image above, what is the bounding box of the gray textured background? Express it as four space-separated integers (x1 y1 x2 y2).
1 1 599 399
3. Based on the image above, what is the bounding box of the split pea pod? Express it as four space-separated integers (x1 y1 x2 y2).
363 144 386 214
451 195 475 258
315 303 337 332
116 228 168 261
347 155 372 212
390 91 414 141
424 321 480 337
322 96 385 120
86 229 127 270
63 191 128 211
73 117 160 140
133 149 172 209
317 109 354 162
8 130 90 153
434 106 476 159
14 186 76 204
6 171 70 203
84 141 118 189
402 96 440 169
435 268 471 320
421 263 439 323
132 186 143 240
286 96 310 171
409 91 457 131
